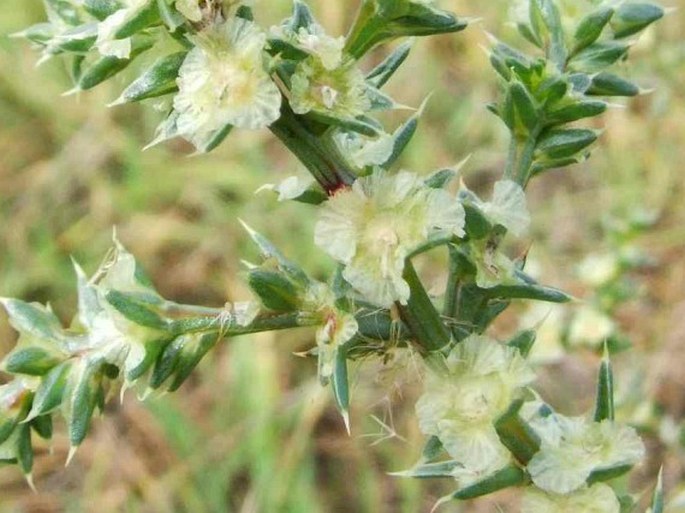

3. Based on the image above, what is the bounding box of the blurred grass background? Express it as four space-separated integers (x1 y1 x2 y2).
1 0 685 511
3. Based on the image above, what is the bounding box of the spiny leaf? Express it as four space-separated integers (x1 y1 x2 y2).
331 345 351 434
367 39 413 88
112 51 187 105
494 399 540 465
594 344 615 422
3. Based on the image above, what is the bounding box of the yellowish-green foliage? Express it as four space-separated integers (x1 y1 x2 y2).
1 1 684 512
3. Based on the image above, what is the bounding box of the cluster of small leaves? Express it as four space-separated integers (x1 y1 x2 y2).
15 0 469 184
0 236 324 481
4 0 668 510
488 0 664 185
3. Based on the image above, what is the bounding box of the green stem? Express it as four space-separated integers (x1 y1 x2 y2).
169 311 313 336
169 307 405 344
270 104 357 193
443 244 463 318
504 126 542 187
396 260 451 355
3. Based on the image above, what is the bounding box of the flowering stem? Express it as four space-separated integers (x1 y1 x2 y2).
443 244 467 319
169 307 403 342
504 127 542 187
396 260 451 355
270 104 357 193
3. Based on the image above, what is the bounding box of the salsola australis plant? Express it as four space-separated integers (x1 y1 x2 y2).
3 0 669 509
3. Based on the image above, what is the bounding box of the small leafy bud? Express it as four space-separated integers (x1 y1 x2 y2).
587 72 640 97
510 81 539 132
26 362 72 420
248 270 303 312
546 100 607 125
611 2 665 39
536 128 598 160
570 42 630 73
112 51 187 105
345 0 467 57
572 7 614 55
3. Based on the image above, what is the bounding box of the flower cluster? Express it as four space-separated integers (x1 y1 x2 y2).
315 170 465 307
7 0 667 509
172 17 281 144
416 335 536 483
527 411 645 494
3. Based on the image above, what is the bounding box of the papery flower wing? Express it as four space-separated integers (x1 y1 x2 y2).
521 483 620 513
482 180 530 237
438 419 511 473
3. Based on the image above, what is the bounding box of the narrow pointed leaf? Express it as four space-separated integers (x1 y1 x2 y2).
114 51 186 104
571 42 630 73
546 100 607 125
494 399 540 465
587 72 640 97
612 3 664 39
650 468 664 513
67 362 101 447
393 459 459 479
31 415 53 440
511 81 539 131
594 348 615 422
331 346 350 428
536 128 598 159
367 39 413 88
451 465 528 500
483 282 572 303
587 464 633 485
507 329 536 358
16 425 33 475
105 290 169 330
573 7 614 54
420 435 444 463
248 270 302 312
77 36 154 90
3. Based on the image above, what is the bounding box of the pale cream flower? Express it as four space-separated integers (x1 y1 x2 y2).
72 237 166 381
527 413 645 494
270 13 345 70
176 0 203 22
230 301 260 327
286 23 345 70
577 253 620 287
96 0 149 59
290 56 371 118
522 483 620 513
480 180 530 237
173 18 281 148
567 305 615 348
303 283 358 380
256 174 316 202
416 335 536 475
469 237 517 289
333 130 394 169
315 170 465 306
